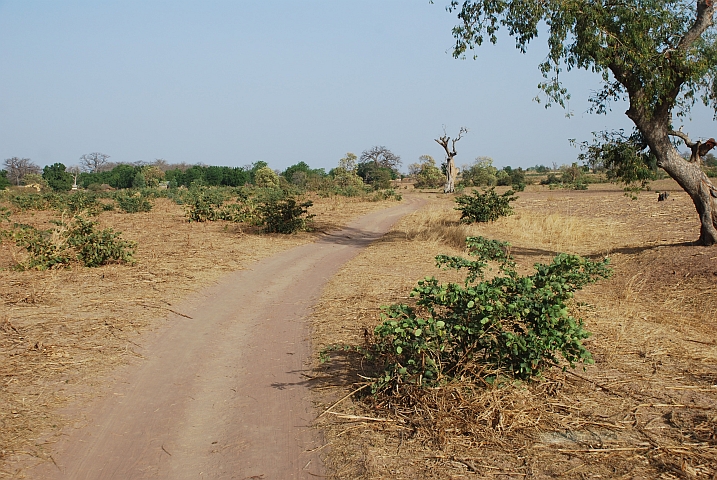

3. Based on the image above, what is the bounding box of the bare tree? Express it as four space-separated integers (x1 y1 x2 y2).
67 165 81 189
359 146 401 172
79 152 111 173
153 158 171 172
435 127 468 193
3 157 41 186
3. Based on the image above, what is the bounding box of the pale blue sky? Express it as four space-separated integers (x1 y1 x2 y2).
1 1 714 172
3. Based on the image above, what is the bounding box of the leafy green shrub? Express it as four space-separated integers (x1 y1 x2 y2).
132 171 147 189
414 159 446 188
362 237 611 392
42 163 73 192
185 188 253 223
67 216 136 267
371 189 402 202
496 166 526 188
165 187 195 205
186 190 220 222
455 187 517 223
10 215 135 270
540 173 561 185
58 191 107 214
9 193 52 211
0 170 10 190
253 166 281 188
10 223 74 270
335 184 372 197
115 193 153 213
460 157 497 187
256 196 314 233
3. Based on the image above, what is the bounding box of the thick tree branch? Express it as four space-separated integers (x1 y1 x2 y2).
669 128 717 162
669 128 695 147
677 0 716 51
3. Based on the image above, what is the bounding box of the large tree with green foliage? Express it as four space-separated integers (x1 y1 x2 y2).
0 170 11 190
447 0 717 244
42 163 73 191
410 154 447 188
357 146 400 189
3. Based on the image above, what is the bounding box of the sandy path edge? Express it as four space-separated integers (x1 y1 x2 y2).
17 197 423 480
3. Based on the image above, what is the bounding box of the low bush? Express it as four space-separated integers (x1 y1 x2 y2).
325 237 611 393
185 189 251 223
256 196 314 233
186 190 221 222
60 191 110 214
67 216 136 267
9 222 74 270
115 193 153 213
540 173 561 185
371 189 402 202
455 187 517 223
9 193 52 211
9 215 135 270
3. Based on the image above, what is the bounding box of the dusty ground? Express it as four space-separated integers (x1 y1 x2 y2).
0 193 399 478
2 182 716 479
13 197 423 479
311 181 717 479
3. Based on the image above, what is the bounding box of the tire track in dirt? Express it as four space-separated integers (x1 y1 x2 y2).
21 197 423 480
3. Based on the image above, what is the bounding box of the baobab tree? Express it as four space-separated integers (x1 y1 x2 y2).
359 146 401 172
435 127 467 193
3 157 41 186
79 152 110 173
358 146 401 189
447 0 717 244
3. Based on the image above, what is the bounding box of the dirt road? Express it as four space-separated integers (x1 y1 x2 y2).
22 197 422 480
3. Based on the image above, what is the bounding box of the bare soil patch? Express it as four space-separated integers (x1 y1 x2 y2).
311 183 717 479
0 194 397 477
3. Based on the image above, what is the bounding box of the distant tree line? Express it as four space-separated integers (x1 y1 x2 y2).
0 144 406 193
459 157 526 190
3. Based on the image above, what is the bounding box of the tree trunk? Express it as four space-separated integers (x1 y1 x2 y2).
636 121 717 245
660 152 717 245
444 156 457 193
435 128 467 194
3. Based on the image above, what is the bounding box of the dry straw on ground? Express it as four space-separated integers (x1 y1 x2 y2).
0 193 397 478
311 183 717 479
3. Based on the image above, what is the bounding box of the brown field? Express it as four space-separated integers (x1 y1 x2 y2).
0 193 397 477
311 181 717 479
1 181 716 479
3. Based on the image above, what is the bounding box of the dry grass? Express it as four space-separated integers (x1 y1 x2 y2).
311 184 717 479
400 196 623 256
0 194 398 477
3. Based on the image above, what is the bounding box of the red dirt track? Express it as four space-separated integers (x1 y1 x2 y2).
22 198 422 480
